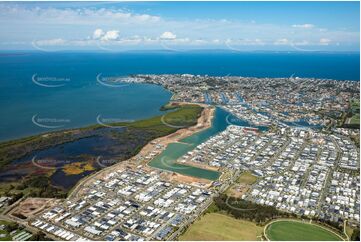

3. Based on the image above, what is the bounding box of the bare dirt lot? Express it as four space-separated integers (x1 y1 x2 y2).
10 198 60 220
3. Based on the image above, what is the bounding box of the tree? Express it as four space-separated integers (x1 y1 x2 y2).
351 228 360 241
30 232 50 241
5 222 18 233
7 192 23 205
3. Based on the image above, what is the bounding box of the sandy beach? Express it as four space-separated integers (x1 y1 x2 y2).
140 103 215 164
69 103 215 198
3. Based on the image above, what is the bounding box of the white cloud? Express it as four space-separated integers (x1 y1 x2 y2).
320 38 331 45
92 29 120 41
0 4 358 50
292 24 315 29
101 30 120 41
160 31 176 40
93 29 105 39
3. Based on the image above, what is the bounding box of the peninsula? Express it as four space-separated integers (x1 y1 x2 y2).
0 75 359 241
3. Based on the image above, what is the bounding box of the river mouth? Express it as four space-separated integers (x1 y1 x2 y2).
148 107 266 180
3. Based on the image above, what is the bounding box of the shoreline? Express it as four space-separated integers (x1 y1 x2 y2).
0 102 208 199
68 102 216 198
144 102 215 167
177 160 219 171
144 103 218 185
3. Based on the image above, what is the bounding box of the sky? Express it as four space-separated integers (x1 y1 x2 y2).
0 1 359 51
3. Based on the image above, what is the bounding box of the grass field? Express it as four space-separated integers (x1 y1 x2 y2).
350 114 360 124
345 225 354 239
179 213 263 241
126 104 202 131
265 220 343 241
349 99 360 125
237 171 258 184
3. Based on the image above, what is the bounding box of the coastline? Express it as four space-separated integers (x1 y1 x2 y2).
143 102 215 167
68 102 216 199
0 102 205 199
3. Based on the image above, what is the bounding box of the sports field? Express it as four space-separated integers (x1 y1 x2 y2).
265 220 343 241
179 213 263 241
349 99 360 125
237 171 258 184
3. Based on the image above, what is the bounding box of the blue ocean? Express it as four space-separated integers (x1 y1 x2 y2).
0 51 359 141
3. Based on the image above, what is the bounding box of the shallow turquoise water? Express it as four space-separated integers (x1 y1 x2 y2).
149 107 259 180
